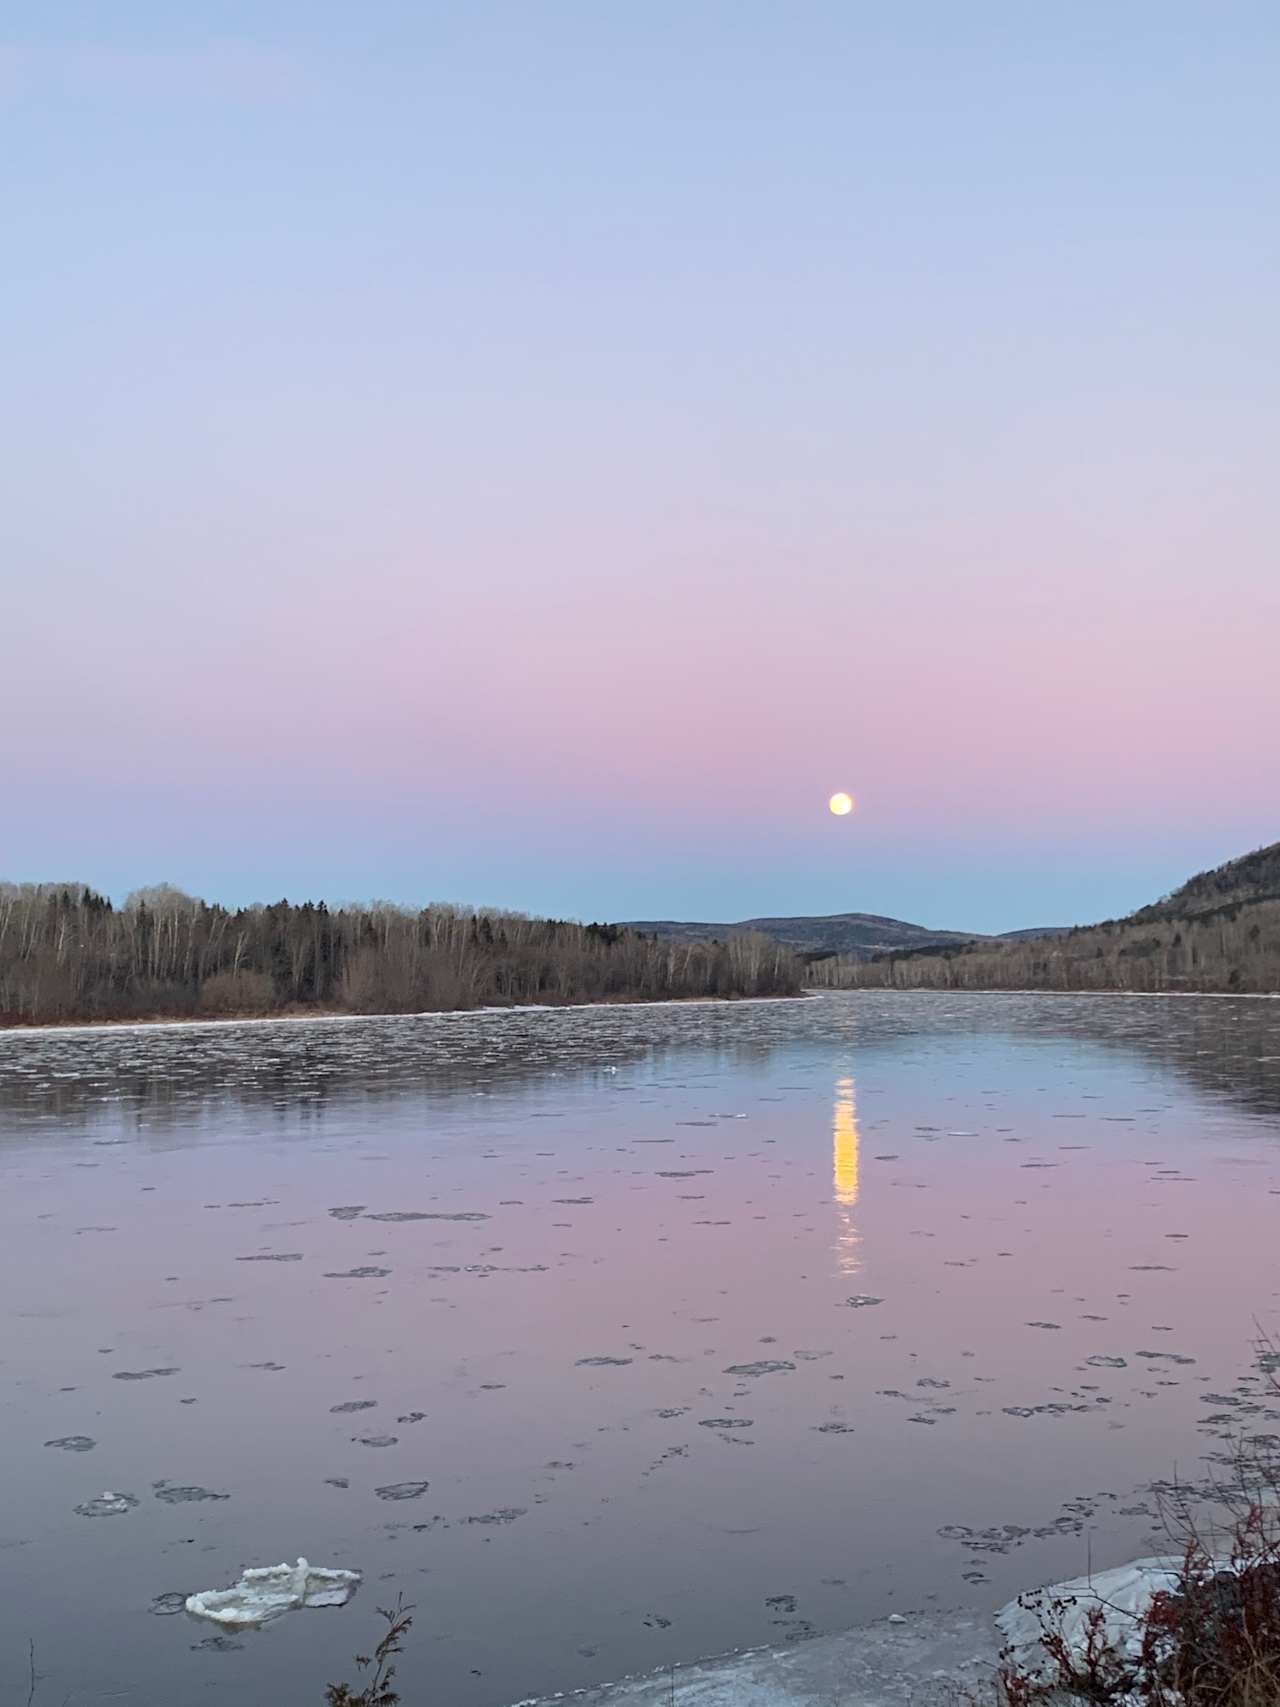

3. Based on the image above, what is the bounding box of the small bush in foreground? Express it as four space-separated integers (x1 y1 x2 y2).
999 1534 1280 1707
999 1338 1280 1707
326 1598 413 1707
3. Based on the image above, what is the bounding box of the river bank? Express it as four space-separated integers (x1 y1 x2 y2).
0 990 810 1036
8 983 1280 1037
509 1608 997 1707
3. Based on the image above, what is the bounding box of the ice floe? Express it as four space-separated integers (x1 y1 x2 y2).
185 1558 361 1626
374 1480 430 1500
74 1491 138 1517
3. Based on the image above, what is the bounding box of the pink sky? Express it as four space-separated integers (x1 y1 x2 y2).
2 5 1276 928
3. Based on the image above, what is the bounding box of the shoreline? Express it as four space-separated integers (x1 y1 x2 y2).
0 991 809 1039
2 983 1278 1039
506 1549 1230 1707
812 985 1280 1000
508 1606 998 1707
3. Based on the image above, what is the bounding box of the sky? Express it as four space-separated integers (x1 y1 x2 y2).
2 2 1277 933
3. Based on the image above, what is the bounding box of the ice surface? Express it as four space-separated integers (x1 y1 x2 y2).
10 993 1280 1707
185 1558 361 1627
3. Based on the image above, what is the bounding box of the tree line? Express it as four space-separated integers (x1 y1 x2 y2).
0 883 802 1025
807 896 1280 995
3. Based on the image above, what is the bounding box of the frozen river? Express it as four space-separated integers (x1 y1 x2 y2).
1 992 1279 1706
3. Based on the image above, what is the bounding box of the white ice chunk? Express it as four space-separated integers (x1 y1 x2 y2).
997 1557 1196 1683
186 1558 361 1627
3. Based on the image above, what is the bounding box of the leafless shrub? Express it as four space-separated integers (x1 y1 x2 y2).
325 1599 413 1707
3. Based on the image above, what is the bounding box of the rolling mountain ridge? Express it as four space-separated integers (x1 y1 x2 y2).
625 842 1280 976
623 911 990 959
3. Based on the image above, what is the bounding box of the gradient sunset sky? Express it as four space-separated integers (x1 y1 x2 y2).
3 3 1277 932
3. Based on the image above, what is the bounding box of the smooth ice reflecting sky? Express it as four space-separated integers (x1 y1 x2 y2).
2 995 1280 1707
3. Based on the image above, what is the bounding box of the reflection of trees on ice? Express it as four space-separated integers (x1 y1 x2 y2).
832 1073 862 1275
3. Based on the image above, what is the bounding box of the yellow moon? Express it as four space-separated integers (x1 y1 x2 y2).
828 791 855 816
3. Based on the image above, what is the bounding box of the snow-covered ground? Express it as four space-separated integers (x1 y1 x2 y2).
997 1557 1189 1685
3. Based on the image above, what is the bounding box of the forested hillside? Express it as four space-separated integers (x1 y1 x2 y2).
0 884 800 1026
1131 842 1280 921
808 843 1280 995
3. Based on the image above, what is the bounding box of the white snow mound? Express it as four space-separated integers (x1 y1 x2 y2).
997 1558 1192 1682
186 1558 361 1627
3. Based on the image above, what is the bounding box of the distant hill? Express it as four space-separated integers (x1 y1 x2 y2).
623 912 986 960
807 841 1280 995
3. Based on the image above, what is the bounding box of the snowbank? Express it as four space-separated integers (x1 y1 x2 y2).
998 1558 1188 1683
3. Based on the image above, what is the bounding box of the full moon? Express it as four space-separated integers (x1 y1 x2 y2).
828 791 855 816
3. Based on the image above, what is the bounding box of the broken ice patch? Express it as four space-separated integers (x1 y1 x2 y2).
185 1558 361 1627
